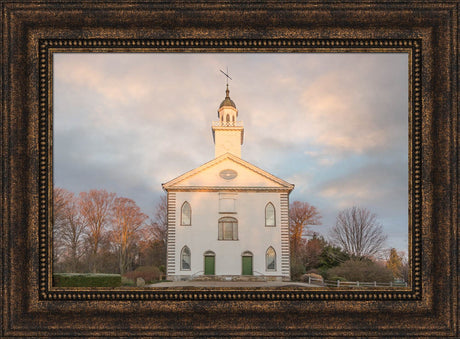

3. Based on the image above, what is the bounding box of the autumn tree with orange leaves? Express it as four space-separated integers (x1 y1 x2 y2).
111 197 148 274
385 248 403 279
289 201 322 258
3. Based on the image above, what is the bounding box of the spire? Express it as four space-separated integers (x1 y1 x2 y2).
219 68 236 109
212 79 243 158
219 84 236 109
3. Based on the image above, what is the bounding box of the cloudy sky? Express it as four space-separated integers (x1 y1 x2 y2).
53 53 408 252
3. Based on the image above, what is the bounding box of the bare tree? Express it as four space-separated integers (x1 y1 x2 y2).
289 201 322 257
151 194 168 245
79 189 116 272
330 206 387 259
111 197 148 274
53 187 86 272
53 187 70 264
139 194 168 267
400 251 409 282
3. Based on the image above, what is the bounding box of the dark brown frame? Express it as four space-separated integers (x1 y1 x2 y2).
2 1 458 337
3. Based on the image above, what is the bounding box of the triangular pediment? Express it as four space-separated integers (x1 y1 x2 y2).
162 153 294 191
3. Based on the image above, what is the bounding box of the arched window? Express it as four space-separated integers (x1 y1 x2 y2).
265 202 276 226
226 114 230 123
181 201 191 226
266 247 276 271
218 217 238 240
180 246 191 270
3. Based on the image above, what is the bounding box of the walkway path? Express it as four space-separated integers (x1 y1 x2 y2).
146 281 320 288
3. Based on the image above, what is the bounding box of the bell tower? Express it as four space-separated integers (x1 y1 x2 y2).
212 84 244 158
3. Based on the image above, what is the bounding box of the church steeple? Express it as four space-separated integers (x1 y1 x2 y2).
219 84 236 110
212 85 244 158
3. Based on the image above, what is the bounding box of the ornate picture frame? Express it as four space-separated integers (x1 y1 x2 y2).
1 1 457 336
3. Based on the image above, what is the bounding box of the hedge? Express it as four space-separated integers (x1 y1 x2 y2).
53 273 122 287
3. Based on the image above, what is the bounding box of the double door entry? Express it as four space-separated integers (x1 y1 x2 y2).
203 251 253 276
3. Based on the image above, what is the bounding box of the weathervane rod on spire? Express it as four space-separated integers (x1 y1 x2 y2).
220 67 232 86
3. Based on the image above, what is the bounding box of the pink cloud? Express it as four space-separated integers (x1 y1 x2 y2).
300 72 389 153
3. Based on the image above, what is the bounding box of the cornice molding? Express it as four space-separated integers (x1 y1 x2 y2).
166 186 294 192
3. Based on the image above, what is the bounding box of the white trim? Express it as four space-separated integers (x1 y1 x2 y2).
280 193 290 276
166 193 176 275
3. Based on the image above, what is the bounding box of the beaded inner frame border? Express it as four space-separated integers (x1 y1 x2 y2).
38 38 421 302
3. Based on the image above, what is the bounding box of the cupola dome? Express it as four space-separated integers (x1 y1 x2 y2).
219 85 236 109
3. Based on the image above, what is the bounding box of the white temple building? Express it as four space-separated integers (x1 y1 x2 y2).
162 85 294 281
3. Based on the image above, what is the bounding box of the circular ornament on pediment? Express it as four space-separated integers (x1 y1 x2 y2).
219 169 238 180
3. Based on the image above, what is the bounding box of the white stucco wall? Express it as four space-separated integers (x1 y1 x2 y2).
213 129 243 158
170 191 289 278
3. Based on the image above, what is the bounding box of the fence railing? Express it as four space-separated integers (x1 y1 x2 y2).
212 121 243 127
304 276 407 288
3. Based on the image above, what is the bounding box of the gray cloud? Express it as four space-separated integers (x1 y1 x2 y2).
54 53 409 251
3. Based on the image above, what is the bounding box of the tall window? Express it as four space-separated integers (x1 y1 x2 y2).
218 217 238 240
181 201 191 226
181 246 191 270
266 247 276 271
265 202 276 226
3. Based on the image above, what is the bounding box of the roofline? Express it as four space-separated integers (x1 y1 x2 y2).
162 153 295 190
162 186 294 193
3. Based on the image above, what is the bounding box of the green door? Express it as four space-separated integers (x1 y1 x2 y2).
242 256 253 275
204 256 215 275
